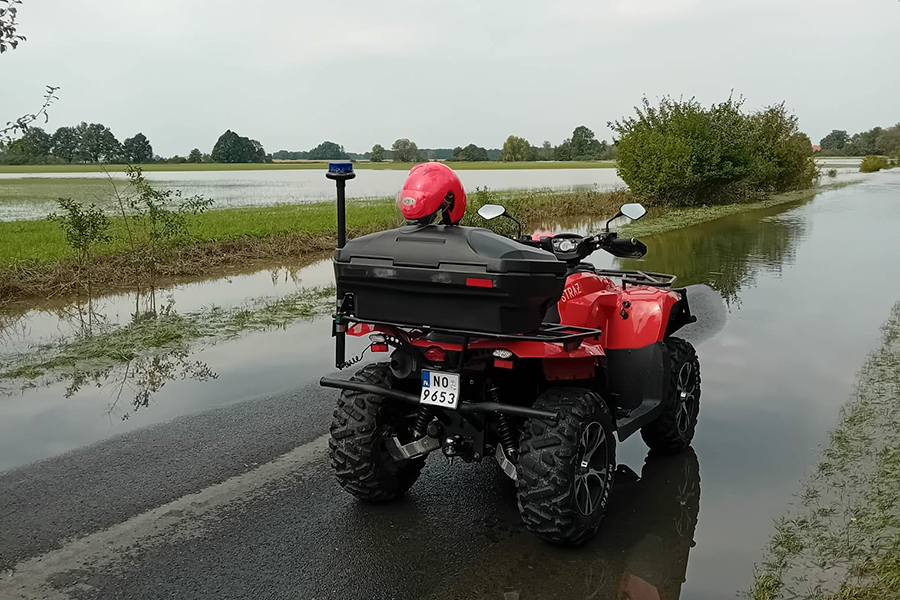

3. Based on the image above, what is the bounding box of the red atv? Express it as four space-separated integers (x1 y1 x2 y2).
320 169 700 546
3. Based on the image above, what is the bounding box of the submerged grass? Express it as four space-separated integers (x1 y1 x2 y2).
0 286 335 389
747 303 900 600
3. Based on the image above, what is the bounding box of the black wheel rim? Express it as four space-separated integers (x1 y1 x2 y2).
675 361 698 435
574 421 609 516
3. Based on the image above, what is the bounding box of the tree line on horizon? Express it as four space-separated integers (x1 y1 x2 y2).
0 125 280 166
817 124 900 159
272 126 618 164
1 123 620 166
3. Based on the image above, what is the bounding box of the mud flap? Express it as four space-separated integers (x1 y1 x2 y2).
605 342 669 440
666 288 697 337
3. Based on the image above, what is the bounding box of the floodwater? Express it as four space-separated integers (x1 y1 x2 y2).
0 167 626 221
1 171 900 597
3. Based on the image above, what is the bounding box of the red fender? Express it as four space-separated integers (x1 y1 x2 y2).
557 272 682 349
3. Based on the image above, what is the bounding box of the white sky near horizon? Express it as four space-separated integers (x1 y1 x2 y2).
3 0 899 157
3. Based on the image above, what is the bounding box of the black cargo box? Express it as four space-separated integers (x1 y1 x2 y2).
334 224 566 334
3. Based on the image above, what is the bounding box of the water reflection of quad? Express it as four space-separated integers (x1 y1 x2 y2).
425 449 701 600
599 449 701 600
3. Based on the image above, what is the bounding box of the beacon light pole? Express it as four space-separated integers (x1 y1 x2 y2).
326 161 356 367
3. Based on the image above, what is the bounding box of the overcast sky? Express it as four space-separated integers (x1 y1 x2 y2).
4 0 898 156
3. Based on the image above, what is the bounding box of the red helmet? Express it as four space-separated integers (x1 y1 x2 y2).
397 163 466 225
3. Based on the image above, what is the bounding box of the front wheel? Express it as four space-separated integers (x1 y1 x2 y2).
516 387 616 546
640 337 701 455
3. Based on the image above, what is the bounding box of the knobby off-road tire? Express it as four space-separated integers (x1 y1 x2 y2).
329 363 424 502
640 337 701 455
516 387 617 546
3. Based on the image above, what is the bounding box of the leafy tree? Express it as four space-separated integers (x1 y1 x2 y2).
47 198 110 267
76 122 122 163
747 103 818 192
187 148 202 163
453 143 489 161
308 140 347 160
846 127 885 156
571 125 602 158
122 133 153 163
1 2 60 141
0 0 24 53
875 124 900 157
611 95 815 206
819 130 850 152
111 166 214 283
541 141 553 160
370 143 385 162
210 130 266 163
499 135 530 161
554 139 573 161
392 138 420 162
51 126 79 162
7 125 51 156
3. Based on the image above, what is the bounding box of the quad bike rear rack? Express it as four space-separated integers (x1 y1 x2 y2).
591 268 677 289
341 315 603 346
320 318 602 422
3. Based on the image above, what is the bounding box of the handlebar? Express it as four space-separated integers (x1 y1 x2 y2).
520 232 647 262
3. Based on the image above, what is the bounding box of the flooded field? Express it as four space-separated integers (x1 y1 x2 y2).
1 171 899 597
0 162 865 221
0 167 626 221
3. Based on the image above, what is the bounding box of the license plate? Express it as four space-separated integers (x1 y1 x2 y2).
420 370 460 409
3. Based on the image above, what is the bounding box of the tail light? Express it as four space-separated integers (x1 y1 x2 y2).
369 333 388 353
425 347 446 362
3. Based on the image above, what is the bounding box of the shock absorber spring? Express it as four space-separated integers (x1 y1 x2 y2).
496 414 517 459
412 406 431 439
488 385 517 458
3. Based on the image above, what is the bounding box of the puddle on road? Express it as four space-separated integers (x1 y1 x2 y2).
0 258 335 354
2 173 900 597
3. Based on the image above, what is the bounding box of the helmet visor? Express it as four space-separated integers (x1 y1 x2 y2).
396 190 436 220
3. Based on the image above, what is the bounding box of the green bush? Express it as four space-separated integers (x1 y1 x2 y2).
860 155 889 173
610 96 817 207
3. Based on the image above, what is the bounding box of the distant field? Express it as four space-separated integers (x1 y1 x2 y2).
0 161 616 174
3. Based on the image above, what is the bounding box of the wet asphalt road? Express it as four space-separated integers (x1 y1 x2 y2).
0 288 723 600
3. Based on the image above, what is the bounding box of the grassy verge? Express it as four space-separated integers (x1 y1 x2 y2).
0 161 615 174
748 302 900 600
0 286 336 394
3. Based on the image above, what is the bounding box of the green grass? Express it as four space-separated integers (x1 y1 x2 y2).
0 199 397 265
747 302 900 600
0 160 615 174
0 186 633 267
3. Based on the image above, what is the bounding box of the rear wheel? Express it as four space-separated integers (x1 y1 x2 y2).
329 363 424 502
516 387 616 546
640 337 701 454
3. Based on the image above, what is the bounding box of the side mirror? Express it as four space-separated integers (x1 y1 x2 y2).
605 202 648 232
620 203 647 221
477 204 506 221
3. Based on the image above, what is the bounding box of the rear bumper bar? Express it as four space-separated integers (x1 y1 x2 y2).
319 377 559 421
